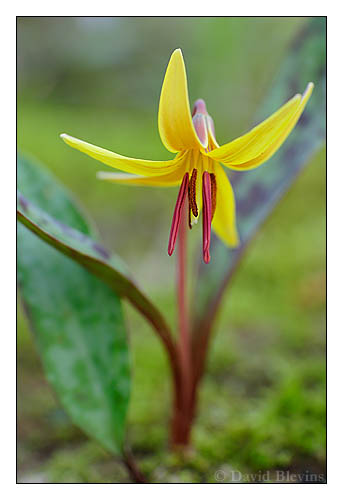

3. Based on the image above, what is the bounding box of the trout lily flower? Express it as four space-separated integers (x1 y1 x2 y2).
61 49 313 263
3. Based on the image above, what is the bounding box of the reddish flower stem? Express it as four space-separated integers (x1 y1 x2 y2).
177 201 192 409
170 198 195 448
167 172 197 447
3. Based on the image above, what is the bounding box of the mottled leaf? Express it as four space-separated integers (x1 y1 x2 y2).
17 155 130 454
194 18 326 333
18 189 136 299
17 156 173 346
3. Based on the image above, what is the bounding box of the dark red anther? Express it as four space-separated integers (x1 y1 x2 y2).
202 171 212 264
168 173 189 256
189 169 198 218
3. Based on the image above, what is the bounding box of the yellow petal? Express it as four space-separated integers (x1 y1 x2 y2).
207 93 302 162
97 167 186 187
212 164 239 247
208 83 313 170
158 49 203 153
206 115 220 149
192 113 208 149
60 133 184 175
227 83 314 170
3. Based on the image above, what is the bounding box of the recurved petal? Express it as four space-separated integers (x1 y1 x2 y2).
207 83 313 170
192 113 208 149
96 168 186 187
206 115 219 149
158 49 203 153
60 133 184 176
212 165 239 247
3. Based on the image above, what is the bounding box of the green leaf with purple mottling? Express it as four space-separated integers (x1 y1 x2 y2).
17 155 130 455
194 18 326 335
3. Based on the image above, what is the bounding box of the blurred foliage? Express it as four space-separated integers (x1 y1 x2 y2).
17 16 325 483
195 17 325 331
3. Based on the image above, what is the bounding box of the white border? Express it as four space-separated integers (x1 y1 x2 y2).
5 3 337 496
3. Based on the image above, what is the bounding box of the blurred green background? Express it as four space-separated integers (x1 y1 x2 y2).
17 17 326 483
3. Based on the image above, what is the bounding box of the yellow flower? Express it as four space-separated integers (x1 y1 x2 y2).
60 49 313 263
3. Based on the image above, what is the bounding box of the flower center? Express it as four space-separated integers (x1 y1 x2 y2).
168 99 218 264
168 166 217 264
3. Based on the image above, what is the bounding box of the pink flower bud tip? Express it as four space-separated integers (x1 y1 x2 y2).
192 98 208 116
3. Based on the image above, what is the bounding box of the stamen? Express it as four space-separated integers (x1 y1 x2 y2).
204 248 210 265
188 203 192 230
210 173 217 220
202 171 212 264
188 168 198 218
168 173 189 256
